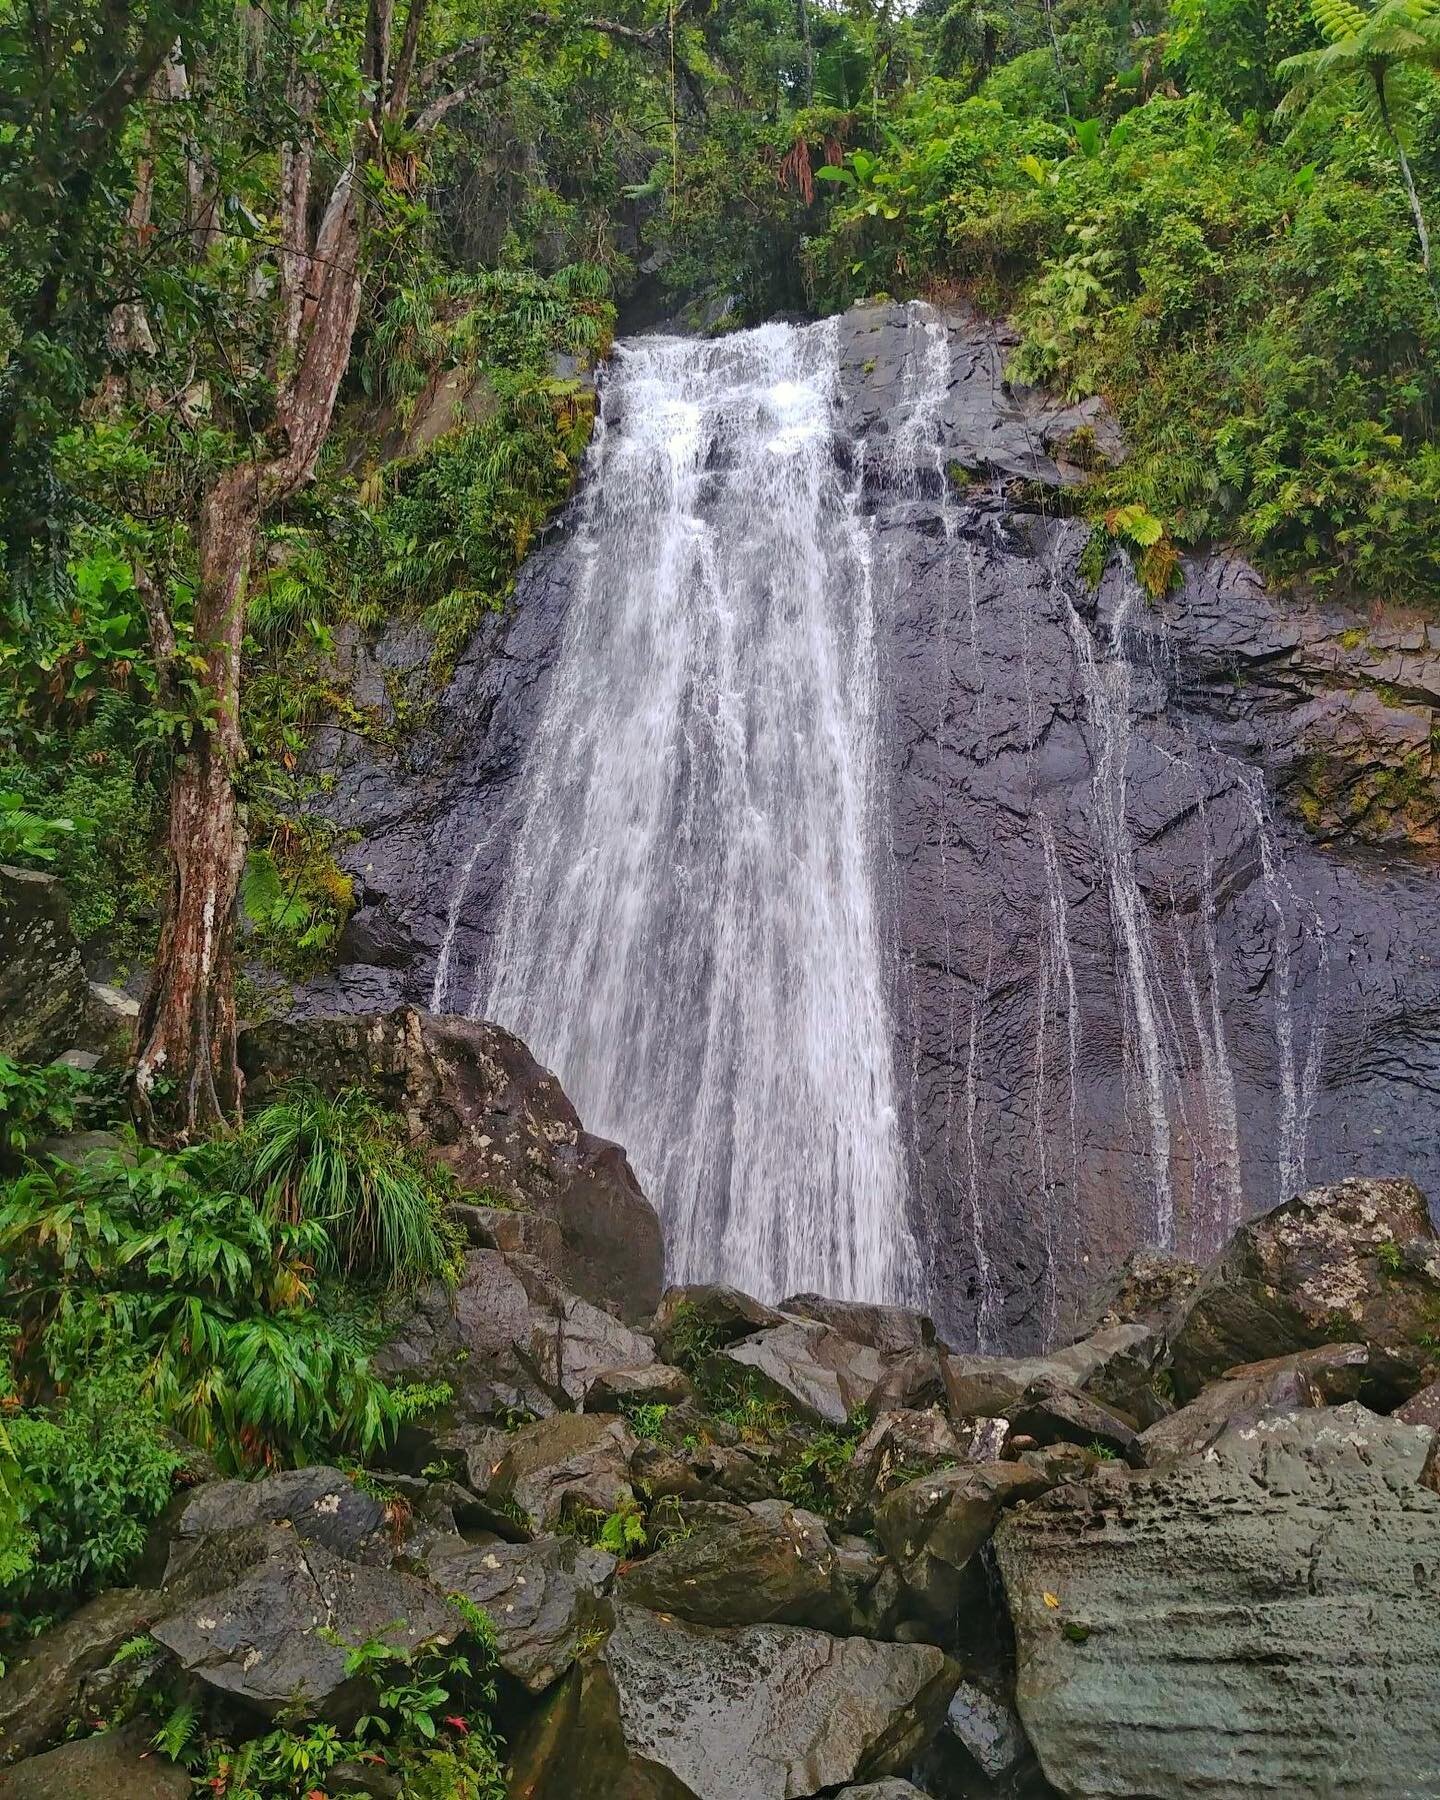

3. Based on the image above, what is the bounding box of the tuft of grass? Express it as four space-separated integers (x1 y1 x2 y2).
234 1088 457 1291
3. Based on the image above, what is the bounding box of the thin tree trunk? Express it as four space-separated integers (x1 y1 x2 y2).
134 467 258 1137
796 0 813 106
1041 0 1072 123
1377 74 1432 277
136 178 362 1137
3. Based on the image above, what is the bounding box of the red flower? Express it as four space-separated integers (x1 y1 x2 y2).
442 1714 470 1735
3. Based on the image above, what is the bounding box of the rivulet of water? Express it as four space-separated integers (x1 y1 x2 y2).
1059 569 1176 1248
468 321 919 1305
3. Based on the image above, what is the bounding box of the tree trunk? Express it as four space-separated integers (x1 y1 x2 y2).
133 467 258 1138
1377 73 1432 279
796 0 813 107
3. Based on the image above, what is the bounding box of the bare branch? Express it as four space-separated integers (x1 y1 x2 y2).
388 0 432 118
413 67 505 130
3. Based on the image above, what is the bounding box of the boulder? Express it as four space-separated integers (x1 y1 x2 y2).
456 1412 639 1535
1396 1378 1440 1429
375 1248 661 1424
875 1463 1051 1626
0 1729 188 1799
631 1438 785 1506
615 1500 848 1630
916 1675 1042 1797
995 1404 1440 1797
506 1603 959 1799
720 1320 941 1428
941 1324 1164 1429
1167 1177 1440 1402
152 1534 458 1724
777 1295 940 1355
427 1535 615 1693
1219 1341 1370 1401
581 1361 693 1412
165 1467 389 1571
845 1409 972 1520
0 1590 157 1766
239 1008 663 1321
1138 1349 1369 1467
832 1787 930 1800
652 1285 787 1362
1001 1384 1143 1467
0 867 100 1064
1078 1251 1203 1338
451 1199 563 1266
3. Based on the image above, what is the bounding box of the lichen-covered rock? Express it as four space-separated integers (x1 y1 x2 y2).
427 1535 614 1692
153 1535 458 1724
506 1603 959 1799
875 1463 1051 1625
1138 1346 1369 1467
0 867 104 1064
455 1411 639 1535
1167 1177 1440 1401
1396 1378 1440 1429
1078 1251 1203 1338
0 1590 157 1766
166 1467 389 1569
995 1404 1440 1798
239 1008 662 1320
615 1500 848 1631
0 1728 188 1799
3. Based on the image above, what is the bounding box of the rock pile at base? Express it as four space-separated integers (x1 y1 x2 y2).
4 1172 1440 1798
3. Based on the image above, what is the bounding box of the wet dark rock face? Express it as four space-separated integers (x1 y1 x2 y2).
305 301 1440 1353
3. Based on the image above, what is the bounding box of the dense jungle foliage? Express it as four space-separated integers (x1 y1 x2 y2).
2 0 1440 1787
3 0 1439 981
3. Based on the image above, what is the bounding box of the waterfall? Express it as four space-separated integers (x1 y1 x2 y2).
469 321 919 1306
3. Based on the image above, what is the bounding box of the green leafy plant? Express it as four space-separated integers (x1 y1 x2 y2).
232 1087 457 1290
1 1368 182 1625
620 1401 672 1441
0 1141 409 1469
0 793 79 865
0 1055 126 1162
1278 0 1440 282
596 1497 649 1556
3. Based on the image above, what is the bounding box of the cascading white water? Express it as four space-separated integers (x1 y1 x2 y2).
468 320 919 1305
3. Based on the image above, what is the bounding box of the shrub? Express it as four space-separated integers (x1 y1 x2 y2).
0 1142 406 1471
0 1055 126 1164
1 1369 181 1623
